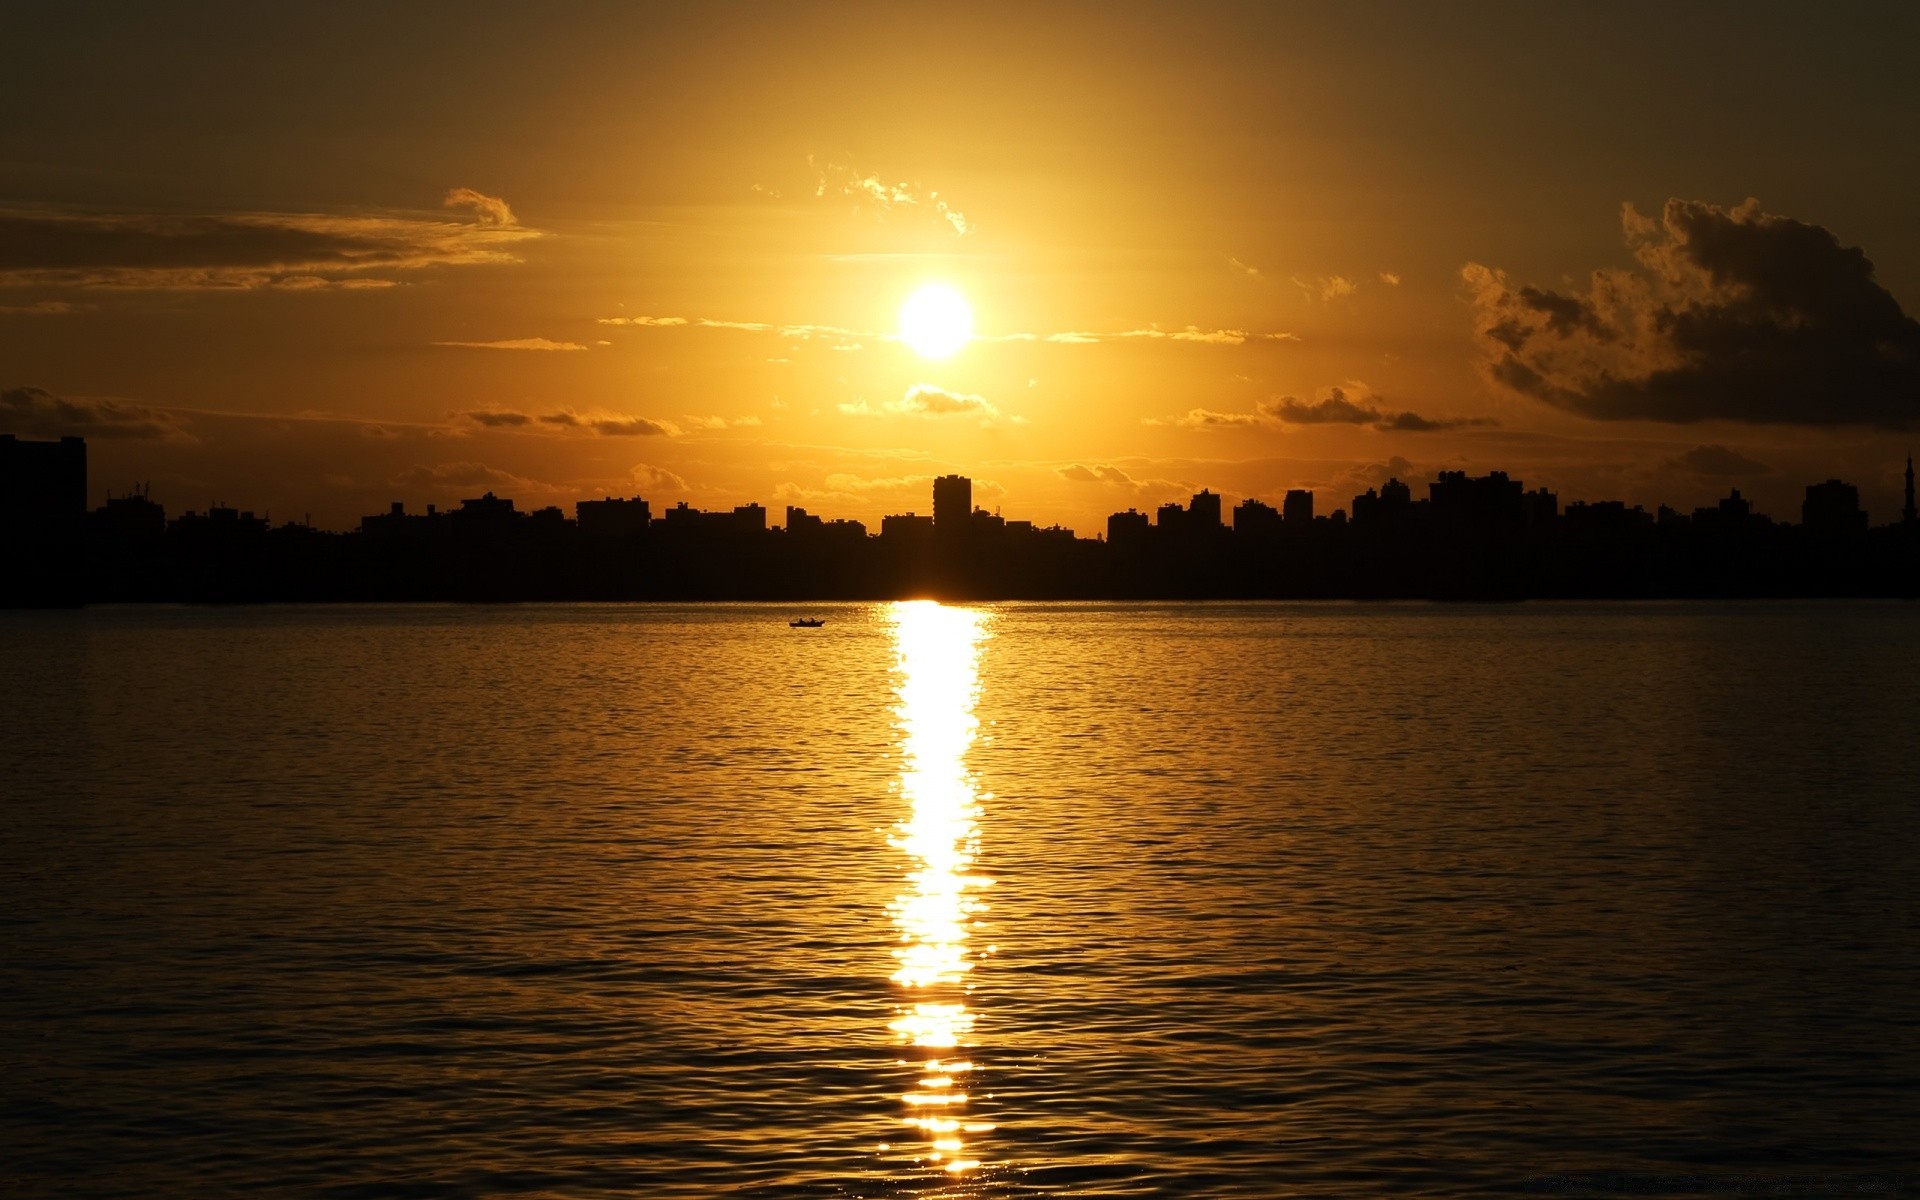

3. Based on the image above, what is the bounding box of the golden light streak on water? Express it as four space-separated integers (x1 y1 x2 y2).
885 601 993 1181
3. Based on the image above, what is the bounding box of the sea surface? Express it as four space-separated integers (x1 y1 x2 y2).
2 601 1917 1198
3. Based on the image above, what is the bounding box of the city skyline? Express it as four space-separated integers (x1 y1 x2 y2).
6 5 1920 534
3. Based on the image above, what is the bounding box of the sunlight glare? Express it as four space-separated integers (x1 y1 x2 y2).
884 600 993 1181
898 284 974 359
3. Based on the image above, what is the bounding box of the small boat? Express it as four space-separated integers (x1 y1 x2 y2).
789 618 825 628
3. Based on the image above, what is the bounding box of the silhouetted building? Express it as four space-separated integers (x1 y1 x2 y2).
1282 489 1313 524
1189 488 1222 528
2 434 88 605
451 491 519 527
1904 454 1915 527
1430 470 1524 533
1522 488 1558 529
1802 479 1867 536
92 485 165 542
577 496 651 538
881 513 934 541
1232 497 1281 537
659 501 765 538
933 475 972 531
1108 508 1151 544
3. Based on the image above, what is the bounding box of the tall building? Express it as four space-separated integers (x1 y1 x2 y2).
932 475 971 531
1282 489 1313 524
0 434 86 537
1 434 87 606
1188 488 1222 528
1802 479 1866 535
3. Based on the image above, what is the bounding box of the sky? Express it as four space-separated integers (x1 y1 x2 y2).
5 1 1920 534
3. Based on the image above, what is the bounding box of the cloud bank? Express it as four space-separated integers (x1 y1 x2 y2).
0 189 534 290
1465 197 1920 427
1 385 187 439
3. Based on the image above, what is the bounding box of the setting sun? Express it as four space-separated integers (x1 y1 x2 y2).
898 284 974 360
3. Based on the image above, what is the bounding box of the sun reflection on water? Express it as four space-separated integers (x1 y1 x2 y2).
885 601 994 1180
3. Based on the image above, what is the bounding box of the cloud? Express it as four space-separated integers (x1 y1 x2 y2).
0 189 537 290
1669 444 1773 477
0 300 83 315
1159 407 1272 429
389 461 553 496
441 187 516 228
1379 272 1402 287
1262 388 1383 425
452 408 677 437
540 409 677 437
1294 274 1358 301
1154 384 1497 433
631 463 689 493
601 313 1297 348
682 414 763 430
434 337 587 351
1465 197 1920 427
899 384 995 417
1228 256 1261 278
0 385 187 439
811 158 970 235
1374 411 1499 432
1058 463 1135 485
841 384 1004 423
454 409 533 428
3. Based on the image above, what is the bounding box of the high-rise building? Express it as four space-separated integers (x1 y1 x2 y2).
933 475 972 531
1188 488 1222 527
1 434 87 606
1282 489 1313 524
1802 479 1866 535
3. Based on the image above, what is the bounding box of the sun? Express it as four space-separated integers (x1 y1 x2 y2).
898 284 974 360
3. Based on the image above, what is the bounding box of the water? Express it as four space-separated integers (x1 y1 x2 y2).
2 601 1917 1197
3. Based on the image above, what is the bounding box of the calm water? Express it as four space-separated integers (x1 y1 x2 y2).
2 602 1917 1198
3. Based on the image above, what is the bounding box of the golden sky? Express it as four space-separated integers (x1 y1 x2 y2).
4 2 1920 532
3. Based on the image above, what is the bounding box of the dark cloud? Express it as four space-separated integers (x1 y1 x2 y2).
1170 385 1498 433
452 408 676 437
1465 197 1920 427
1261 388 1381 424
1670 444 1773 477
458 409 534 428
0 190 535 290
1 385 187 439
1377 411 1500 432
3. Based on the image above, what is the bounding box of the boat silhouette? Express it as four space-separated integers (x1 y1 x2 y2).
789 618 825 628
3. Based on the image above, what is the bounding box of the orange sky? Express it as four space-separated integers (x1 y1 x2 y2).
4 2 1920 532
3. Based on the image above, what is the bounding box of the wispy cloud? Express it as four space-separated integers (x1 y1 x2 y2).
0 300 85 315
451 407 678 437
1293 274 1358 301
0 188 536 290
434 337 588 352
811 158 971 235
441 187 515 228
601 314 1296 348
1378 272 1402 287
1228 256 1261 278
